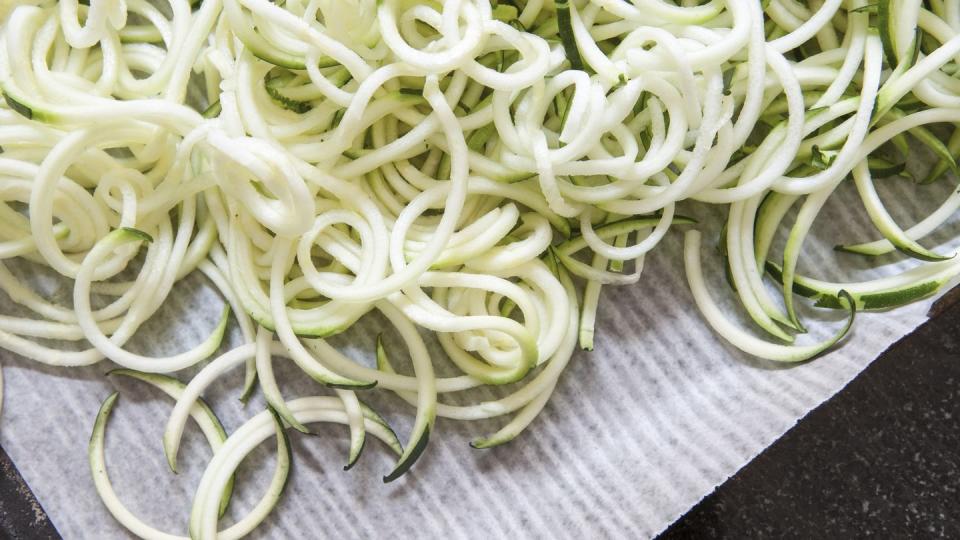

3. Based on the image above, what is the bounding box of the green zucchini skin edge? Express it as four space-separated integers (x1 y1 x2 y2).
374 335 434 482
383 425 430 483
765 261 946 311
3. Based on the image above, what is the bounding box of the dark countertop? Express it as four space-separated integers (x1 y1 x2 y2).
2 289 959 539
0 445 58 539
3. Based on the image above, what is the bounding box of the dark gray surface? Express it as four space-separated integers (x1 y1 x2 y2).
0 445 59 540
661 288 960 539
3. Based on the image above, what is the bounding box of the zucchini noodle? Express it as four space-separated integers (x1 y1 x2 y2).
0 1 958 537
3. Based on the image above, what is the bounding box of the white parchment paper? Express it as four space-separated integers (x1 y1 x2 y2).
1 175 957 539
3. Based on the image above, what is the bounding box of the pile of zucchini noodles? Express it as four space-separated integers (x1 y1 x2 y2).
1 0 960 536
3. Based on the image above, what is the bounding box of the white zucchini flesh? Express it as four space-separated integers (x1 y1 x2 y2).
0 2 957 537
